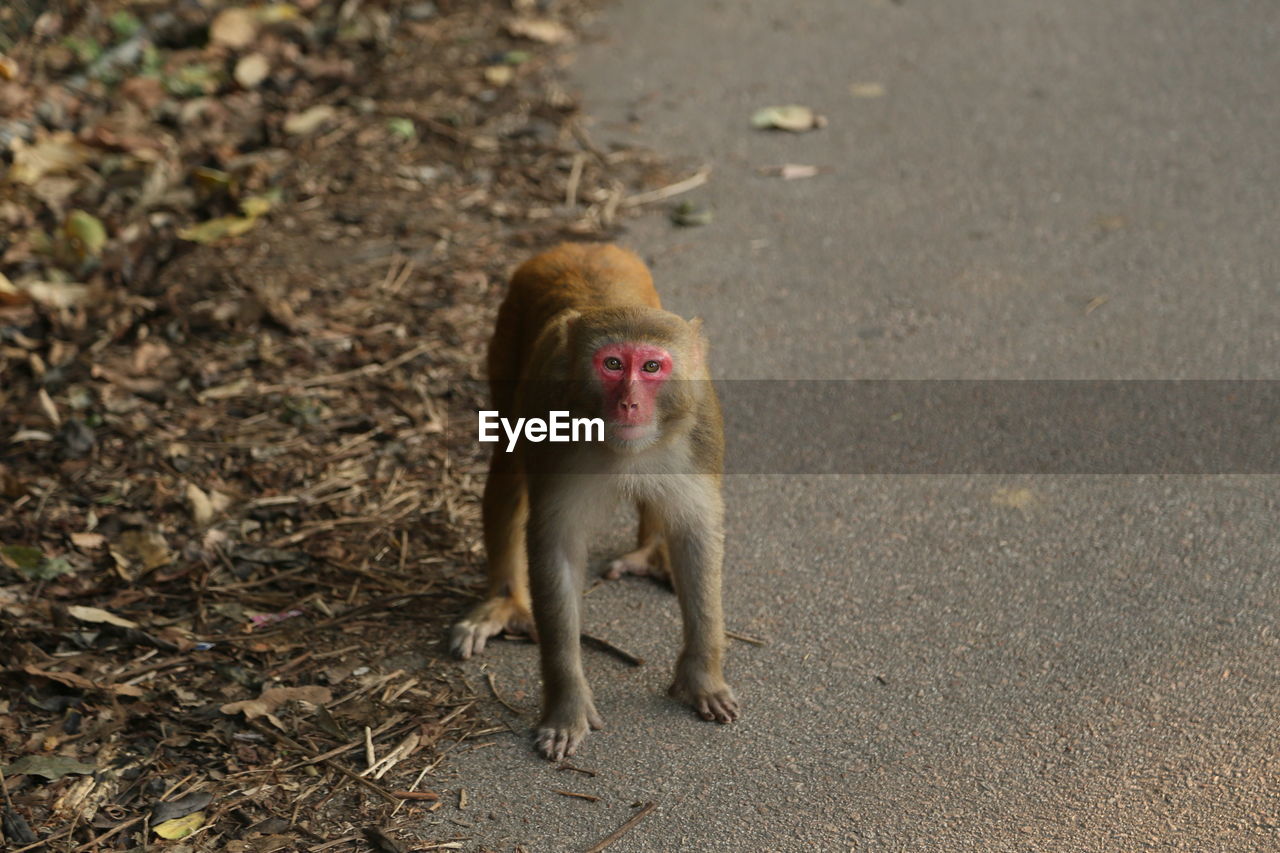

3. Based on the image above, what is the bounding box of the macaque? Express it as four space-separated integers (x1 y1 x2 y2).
451 243 738 760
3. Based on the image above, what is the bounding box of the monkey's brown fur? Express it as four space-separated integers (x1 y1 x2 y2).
451 243 737 760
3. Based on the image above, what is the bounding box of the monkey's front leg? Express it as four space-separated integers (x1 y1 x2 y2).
666 509 740 724
526 505 603 760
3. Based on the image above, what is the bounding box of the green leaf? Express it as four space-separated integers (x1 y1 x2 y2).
5 755 96 781
178 192 276 244
164 63 221 98
153 811 205 840
177 215 258 244
239 195 274 218
0 544 43 570
108 11 143 39
670 200 713 227
141 45 163 77
63 210 108 259
29 556 76 580
386 117 416 141
62 36 102 65
193 167 234 194
750 104 825 132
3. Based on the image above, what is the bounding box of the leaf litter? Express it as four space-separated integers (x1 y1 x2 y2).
1 0 696 849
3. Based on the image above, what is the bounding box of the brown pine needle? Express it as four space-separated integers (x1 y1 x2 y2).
581 632 645 667
486 671 523 714
726 629 766 646
585 801 658 853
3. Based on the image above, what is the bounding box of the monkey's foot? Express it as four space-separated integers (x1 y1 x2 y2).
669 674 740 724
450 596 533 659
534 700 605 761
604 543 671 585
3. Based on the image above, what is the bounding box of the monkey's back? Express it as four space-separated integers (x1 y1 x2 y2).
489 244 661 389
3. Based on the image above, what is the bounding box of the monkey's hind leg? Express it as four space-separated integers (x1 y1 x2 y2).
604 500 672 585
450 452 534 659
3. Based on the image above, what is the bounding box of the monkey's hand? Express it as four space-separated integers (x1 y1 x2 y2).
535 698 604 761
450 596 533 659
669 665 740 724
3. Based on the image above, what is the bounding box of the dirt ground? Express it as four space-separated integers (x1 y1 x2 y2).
0 1 690 849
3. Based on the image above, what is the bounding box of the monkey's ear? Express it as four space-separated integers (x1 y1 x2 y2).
555 308 586 355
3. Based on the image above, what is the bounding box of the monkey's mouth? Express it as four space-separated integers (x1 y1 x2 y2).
607 423 657 445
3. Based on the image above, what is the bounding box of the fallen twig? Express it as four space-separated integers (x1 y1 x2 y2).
619 168 710 209
487 671 525 714
585 801 657 853
557 763 598 777
280 714 410 771
308 836 362 852
247 720 398 804
389 790 440 801
725 629 766 646
565 152 586 208
553 789 601 803
581 632 645 667
66 816 144 853
256 343 433 394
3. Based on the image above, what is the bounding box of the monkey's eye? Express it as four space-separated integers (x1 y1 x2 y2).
603 357 623 371
642 360 662 373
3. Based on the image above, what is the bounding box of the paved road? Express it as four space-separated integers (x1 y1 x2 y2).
438 1 1279 849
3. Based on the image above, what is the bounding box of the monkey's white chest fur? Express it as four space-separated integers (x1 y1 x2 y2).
541 446 718 534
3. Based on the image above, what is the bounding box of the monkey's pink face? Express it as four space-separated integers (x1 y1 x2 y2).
592 342 673 445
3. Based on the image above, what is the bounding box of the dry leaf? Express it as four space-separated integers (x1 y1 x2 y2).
0 271 28 306
186 483 214 526
52 774 107 823
750 104 826 132
221 686 333 728
130 340 172 375
284 105 338 135
184 483 229 525
210 8 258 48
37 387 61 426
70 531 107 550
992 486 1035 509
67 605 139 629
759 163 822 180
18 280 92 309
111 528 174 573
20 666 143 696
4 754 96 781
235 53 271 89
505 17 573 44
8 133 91 185
152 792 214 824
484 65 514 86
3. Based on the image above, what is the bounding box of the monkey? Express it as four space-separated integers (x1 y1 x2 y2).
450 242 739 760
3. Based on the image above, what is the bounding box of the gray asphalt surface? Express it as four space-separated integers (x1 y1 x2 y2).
433 1 1280 849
